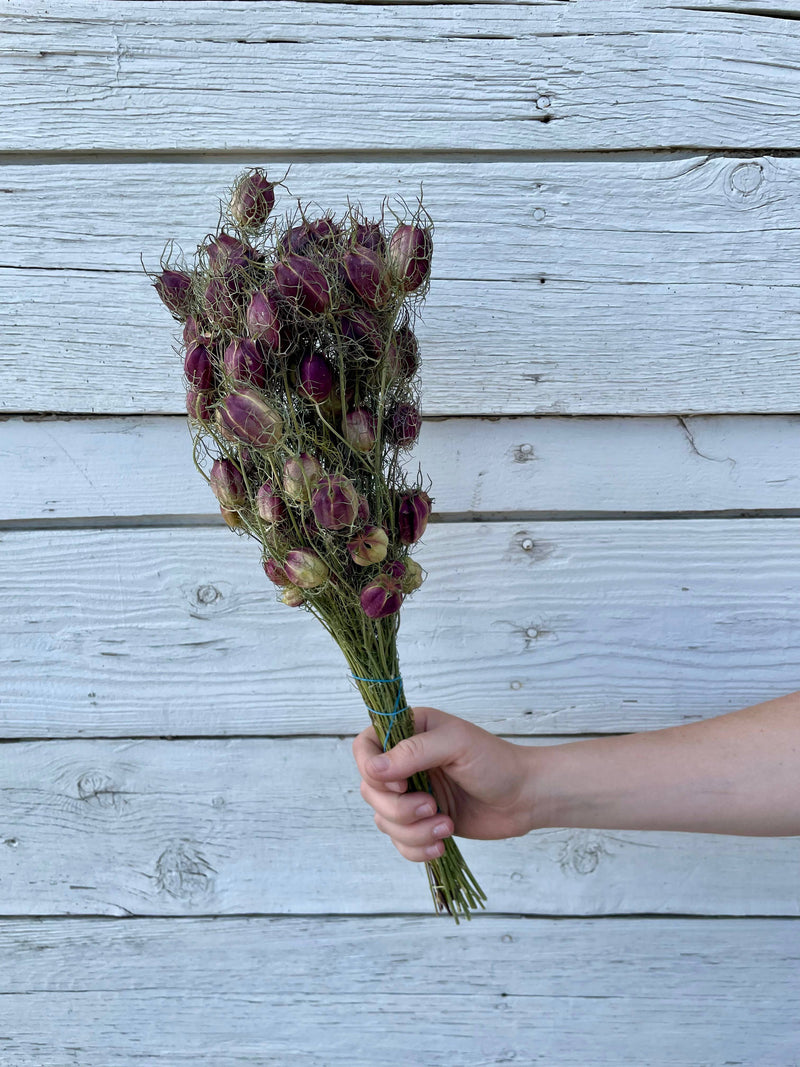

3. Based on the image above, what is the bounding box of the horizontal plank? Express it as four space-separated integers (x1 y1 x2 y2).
2 520 799 736
6 268 800 415
5 413 800 522
1 915 798 1065
5 157 800 282
1 736 798 916
4 3 800 151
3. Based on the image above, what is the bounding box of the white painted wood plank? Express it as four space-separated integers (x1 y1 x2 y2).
3 157 797 283
0 916 797 1065
1 736 798 916
2 520 798 736
4 413 800 522
3 2 800 151
5 267 800 415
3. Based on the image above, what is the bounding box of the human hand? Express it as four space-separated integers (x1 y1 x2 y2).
352 705 537 863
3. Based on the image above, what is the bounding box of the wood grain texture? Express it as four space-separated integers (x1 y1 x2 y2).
0 915 798 1066
4 414 800 523
0 736 798 917
4 152 800 414
2 520 798 737
4 2 800 151
6 267 800 415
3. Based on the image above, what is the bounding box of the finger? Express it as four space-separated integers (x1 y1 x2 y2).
352 725 407 793
389 836 447 864
374 810 453 849
364 712 467 785
360 779 439 824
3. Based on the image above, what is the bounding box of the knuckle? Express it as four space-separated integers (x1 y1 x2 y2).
399 734 423 764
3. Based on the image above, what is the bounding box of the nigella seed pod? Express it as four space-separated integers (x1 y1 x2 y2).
284 549 329 589
344 408 377 452
184 343 215 391
360 573 403 619
342 245 390 309
387 224 433 293
246 289 282 351
203 273 239 330
263 557 290 587
256 480 286 523
296 351 334 403
354 221 387 256
220 504 243 529
382 560 406 581
154 269 193 319
397 490 433 545
273 253 332 314
386 324 420 380
278 224 312 257
311 474 360 531
282 452 324 502
338 307 383 360
183 314 213 349
205 232 261 272
229 170 276 229
224 337 266 388
281 584 305 607
401 558 424 593
186 387 213 422
305 216 341 246
387 402 421 449
210 457 247 509
217 388 283 449
347 525 389 566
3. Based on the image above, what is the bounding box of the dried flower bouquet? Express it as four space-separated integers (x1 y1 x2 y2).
145 168 486 921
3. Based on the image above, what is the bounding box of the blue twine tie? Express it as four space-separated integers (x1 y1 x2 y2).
349 673 410 752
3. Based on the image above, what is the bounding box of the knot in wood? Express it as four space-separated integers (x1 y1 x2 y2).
155 841 216 900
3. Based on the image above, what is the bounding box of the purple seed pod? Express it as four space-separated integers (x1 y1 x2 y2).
387 223 433 293
186 388 214 422
184 343 215 391
281 584 305 607
154 269 194 319
400 558 424 593
256 480 286 523
183 314 213 349
229 170 276 229
284 549 329 589
353 221 387 256
341 245 390 309
246 289 282 351
386 324 420 380
203 272 240 330
382 560 406 581
263 557 290 587
273 253 332 314
397 490 433 545
210 457 247 508
216 388 283 449
338 307 383 359
357 494 370 522
311 474 360 530
305 216 341 246
223 337 266 388
282 452 324 502
347 524 389 566
296 351 334 403
277 223 312 258
360 573 404 619
387 402 421 449
205 232 261 272
344 408 377 452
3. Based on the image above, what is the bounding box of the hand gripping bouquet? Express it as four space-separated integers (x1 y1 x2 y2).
144 168 486 921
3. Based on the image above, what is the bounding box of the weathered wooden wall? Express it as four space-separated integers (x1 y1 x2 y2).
2 1 800 1063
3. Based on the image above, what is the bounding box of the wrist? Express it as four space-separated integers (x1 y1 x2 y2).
518 741 570 833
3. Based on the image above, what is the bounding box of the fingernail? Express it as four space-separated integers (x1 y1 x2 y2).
386 781 404 794
415 802 434 818
426 842 444 858
369 755 390 773
433 822 450 838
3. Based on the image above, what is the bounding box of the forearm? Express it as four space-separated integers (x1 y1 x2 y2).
530 690 800 836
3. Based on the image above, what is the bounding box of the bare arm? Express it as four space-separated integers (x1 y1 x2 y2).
530 690 800 837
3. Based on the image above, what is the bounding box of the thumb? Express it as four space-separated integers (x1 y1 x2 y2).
367 726 460 783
